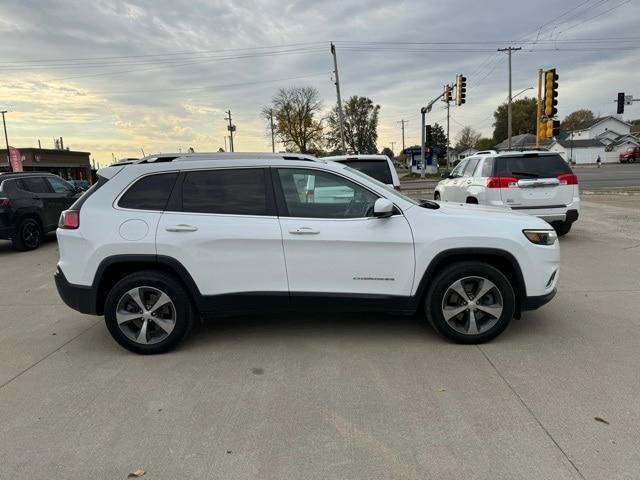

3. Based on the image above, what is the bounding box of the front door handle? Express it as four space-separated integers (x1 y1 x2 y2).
165 224 198 232
289 227 320 235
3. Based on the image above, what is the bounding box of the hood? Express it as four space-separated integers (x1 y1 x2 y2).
426 201 550 228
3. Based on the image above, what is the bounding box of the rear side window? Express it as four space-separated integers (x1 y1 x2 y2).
181 168 268 216
480 158 494 177
20 177 51 194
338 160 393 184
496 154 572 179
118 173 178 211
462 158 480 176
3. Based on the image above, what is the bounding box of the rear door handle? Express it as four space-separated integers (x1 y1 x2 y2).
289 227 320 235
165 224 198 232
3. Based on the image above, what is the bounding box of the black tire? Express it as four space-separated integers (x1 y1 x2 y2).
104 270 194 354
12 218 42 251
425 262 515 344
434 191 441 201
552 221 572 237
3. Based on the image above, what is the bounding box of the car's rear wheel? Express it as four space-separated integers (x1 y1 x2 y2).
552 221 572 236
425 262 515 343
104 271 193 354
12 218 42 251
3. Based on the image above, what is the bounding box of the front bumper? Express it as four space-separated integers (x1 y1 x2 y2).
0 225 15 240
54 268 98 315
523 288 557 311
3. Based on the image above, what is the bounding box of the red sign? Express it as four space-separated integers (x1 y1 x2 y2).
9 146 22 172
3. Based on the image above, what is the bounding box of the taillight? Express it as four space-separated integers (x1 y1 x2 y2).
486 176 518 188
59 210 79 229
394 185 402 192
557 173 578 185
0 197 9 208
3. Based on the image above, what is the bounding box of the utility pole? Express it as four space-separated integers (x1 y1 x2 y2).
390 141 396 153
498 47 521 150
1 111 9 169
225 110 235 152
398 120 407 152
269 108 276 153
330 42 346 153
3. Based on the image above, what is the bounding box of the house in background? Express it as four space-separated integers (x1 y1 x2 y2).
494 133 552 151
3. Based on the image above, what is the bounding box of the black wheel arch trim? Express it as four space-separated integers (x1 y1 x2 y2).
414 247 528 313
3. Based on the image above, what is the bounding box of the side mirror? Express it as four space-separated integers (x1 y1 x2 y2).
373 198 394 218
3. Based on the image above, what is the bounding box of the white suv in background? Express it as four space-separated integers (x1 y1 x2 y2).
55 153 559 354
323 154 401 190
435 151 580 236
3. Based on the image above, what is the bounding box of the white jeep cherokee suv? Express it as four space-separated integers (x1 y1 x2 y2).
435 151 579 236
55 153 559 354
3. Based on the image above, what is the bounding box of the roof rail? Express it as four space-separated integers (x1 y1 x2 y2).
110 152 320 165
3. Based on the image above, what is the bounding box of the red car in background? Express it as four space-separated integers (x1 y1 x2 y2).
620 146 640 163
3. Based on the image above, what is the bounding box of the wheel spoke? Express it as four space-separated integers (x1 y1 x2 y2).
467 310 479 335
149 292 172 314
443 304 468 320
136 319 149 344
127 288 146 312
449 280 471 302
475 279 497 302
476 304 503 319
152 317 175 334
116 310 143 325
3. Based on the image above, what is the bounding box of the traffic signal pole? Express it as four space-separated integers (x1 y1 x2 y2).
420 92 446 178
536 69 542 149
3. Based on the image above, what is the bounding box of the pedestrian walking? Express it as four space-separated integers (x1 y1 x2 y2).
596 155 601 168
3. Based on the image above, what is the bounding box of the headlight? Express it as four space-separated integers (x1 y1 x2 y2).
523 229 557 245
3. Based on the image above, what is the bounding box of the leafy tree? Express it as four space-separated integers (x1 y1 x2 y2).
380 146 394 159
327 96 380 154
561 109 595 131
455 126 481 150
492 97 537 143
264 86 324 153
432 123 448 156
476 137 495 150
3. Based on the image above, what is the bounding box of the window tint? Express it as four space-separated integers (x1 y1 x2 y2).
496 154 572 179
463 158 480 176
118 173 178 211
277 168 378 218
450 159 468 177
338 160 393 184
20 177 50 194
480 158 494 177
182 169 267 215
47 176 75 193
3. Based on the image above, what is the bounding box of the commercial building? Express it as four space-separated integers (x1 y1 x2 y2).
0 147 91 182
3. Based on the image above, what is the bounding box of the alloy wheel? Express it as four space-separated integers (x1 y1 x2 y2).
116 286 176 345
441 276 504 335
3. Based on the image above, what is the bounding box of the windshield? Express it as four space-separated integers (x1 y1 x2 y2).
343 166 418 205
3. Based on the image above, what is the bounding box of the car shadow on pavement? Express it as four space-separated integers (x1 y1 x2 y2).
0 233 58 255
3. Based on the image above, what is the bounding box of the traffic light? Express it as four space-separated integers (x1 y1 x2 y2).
544 69 558 117
540 119 560 139
425 124 433 146
443 85 452 103
552 119 560 137
456 74 466 106
617 92 625 114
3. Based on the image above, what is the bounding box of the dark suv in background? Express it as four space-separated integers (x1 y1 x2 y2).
0 172 82 251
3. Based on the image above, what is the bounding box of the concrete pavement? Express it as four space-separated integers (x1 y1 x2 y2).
0 198 639 479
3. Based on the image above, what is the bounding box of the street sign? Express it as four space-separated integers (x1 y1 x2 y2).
625 95 633 105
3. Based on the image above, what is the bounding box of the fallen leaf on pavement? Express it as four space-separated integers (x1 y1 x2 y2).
128 469 145 478
594 417 610 425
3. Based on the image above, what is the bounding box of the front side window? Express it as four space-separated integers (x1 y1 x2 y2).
118 172 178 211
450 160 468 177
182 168 268 216
47 176 75 194
277 168 378 218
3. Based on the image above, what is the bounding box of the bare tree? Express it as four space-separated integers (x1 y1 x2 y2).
455 126 481 150
265 87 324 153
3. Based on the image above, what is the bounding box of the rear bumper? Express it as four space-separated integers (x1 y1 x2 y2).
54 267 98 315
523 288 557 311
511 207 579 224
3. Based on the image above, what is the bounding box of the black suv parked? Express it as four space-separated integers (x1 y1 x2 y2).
0 172 82 250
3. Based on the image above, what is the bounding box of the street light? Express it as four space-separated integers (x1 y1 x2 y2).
512 87 534 100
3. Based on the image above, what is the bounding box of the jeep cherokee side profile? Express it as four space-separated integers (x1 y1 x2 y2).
55 153 559 354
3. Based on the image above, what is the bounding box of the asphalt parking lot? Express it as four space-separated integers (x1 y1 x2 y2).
1 196 639 480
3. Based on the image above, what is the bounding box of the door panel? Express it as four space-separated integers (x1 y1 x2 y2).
275 168 415 297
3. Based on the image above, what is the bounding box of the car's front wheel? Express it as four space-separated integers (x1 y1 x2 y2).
425 262 515 343
104 271 194 354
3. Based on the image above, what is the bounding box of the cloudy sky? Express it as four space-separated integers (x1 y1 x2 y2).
0 0 638 166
